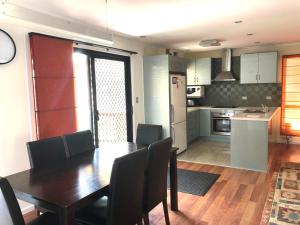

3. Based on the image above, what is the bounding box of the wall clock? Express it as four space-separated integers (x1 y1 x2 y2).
0 29 16 64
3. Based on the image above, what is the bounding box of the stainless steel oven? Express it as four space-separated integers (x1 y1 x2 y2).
211 110 234 136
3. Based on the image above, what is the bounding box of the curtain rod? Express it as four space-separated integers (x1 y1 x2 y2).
28 32 138 55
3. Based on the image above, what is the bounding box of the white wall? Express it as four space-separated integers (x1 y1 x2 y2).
0 18 147 212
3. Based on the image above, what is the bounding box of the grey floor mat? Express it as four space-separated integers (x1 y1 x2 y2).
168 169 220 196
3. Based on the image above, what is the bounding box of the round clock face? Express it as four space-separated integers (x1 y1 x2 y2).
0 29 16 64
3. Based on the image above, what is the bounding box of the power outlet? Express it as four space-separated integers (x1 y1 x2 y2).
242 96 247 100
266 96 272 100
136 97 139 103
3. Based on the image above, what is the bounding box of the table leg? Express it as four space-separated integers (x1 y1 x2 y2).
169 151 178 211
58 208 75 225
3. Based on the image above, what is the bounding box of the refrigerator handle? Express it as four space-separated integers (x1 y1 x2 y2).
171 104 174 123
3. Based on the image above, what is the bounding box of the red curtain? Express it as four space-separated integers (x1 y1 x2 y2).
29 34 77 139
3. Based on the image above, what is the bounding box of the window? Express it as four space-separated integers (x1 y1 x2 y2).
281 55 300 136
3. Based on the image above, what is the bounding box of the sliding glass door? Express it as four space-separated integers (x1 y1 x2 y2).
74 49 133 146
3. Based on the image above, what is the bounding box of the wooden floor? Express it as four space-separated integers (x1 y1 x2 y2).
24 143 300 225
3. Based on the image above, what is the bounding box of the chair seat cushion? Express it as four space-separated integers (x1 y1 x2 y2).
27 212 59 225
75 197 108 225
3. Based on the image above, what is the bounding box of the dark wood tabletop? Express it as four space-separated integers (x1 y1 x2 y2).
6 142 178 225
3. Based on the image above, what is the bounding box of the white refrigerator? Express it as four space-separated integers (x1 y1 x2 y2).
170 74 187 154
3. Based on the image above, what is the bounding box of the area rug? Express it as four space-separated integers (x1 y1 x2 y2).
261 162 300 225
168 169 220 196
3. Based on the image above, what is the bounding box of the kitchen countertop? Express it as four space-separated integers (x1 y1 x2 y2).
187 106 212 112
187 106 280 122
187 106 247 112
231 107 280 121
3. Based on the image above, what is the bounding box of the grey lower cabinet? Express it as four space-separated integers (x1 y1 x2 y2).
187 110 200 144
199 109 211 136
187 109 211 145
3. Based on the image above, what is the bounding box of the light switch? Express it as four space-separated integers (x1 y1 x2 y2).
266 96 272 100
136 97 139 103
242 96 247 100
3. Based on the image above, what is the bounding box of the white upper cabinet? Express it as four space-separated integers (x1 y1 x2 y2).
240 53 259 84
196 58 211 85
258 52 278 83
187 59 196 85
187 57 211 85
240 52 277 84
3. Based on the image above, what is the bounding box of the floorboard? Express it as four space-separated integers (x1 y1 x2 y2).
24 143 300 225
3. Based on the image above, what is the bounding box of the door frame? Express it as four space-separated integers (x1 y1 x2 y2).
74 48 133 146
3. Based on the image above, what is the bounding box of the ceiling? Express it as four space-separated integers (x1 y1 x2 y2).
8 0 300 51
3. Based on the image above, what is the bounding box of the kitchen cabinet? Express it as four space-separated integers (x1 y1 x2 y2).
187 58 211 85
187 60 196 85
199 109 211 136
143 54 187 153
240 52 277 84
169 56 187 73
187 108 211 144
144 55 171 138
187 110 200 144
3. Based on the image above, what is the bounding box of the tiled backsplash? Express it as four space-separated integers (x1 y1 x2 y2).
196 82 282 107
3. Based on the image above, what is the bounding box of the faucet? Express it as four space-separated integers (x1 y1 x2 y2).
261 104 269 113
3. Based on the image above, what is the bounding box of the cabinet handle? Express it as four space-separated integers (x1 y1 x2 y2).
256 74 258 81
258 74 261 80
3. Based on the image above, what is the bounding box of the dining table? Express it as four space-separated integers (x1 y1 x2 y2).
6 142 178 225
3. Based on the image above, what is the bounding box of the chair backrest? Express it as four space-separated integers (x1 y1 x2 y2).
63 130 95 158
27 136 67 169
0 177 25 225
143 137 172 212
106 149 148 225
136 123 163 146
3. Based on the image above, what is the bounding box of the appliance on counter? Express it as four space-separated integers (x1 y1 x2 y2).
170 75 187 154
211 109 235 136
186 85 205 98
187 99 196 106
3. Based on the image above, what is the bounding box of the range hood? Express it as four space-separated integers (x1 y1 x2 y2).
214 49 236 81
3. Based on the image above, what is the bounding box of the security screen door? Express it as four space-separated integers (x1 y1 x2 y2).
92 54 132 146
75 49 133 147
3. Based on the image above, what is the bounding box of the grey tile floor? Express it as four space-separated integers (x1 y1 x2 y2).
178 139 230 167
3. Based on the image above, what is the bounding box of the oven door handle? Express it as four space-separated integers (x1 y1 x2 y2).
212 117 230 120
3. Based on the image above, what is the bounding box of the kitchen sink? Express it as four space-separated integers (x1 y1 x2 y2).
243 109 269 114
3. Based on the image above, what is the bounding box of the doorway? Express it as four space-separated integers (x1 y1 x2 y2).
73 49 133 147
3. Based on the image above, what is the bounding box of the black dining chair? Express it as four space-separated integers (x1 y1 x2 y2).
26 136 67 169
75 148 148 225
136 123 163 146
0 177 59 225
143 137 172 225
63 130 95 158
26 136 68 215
